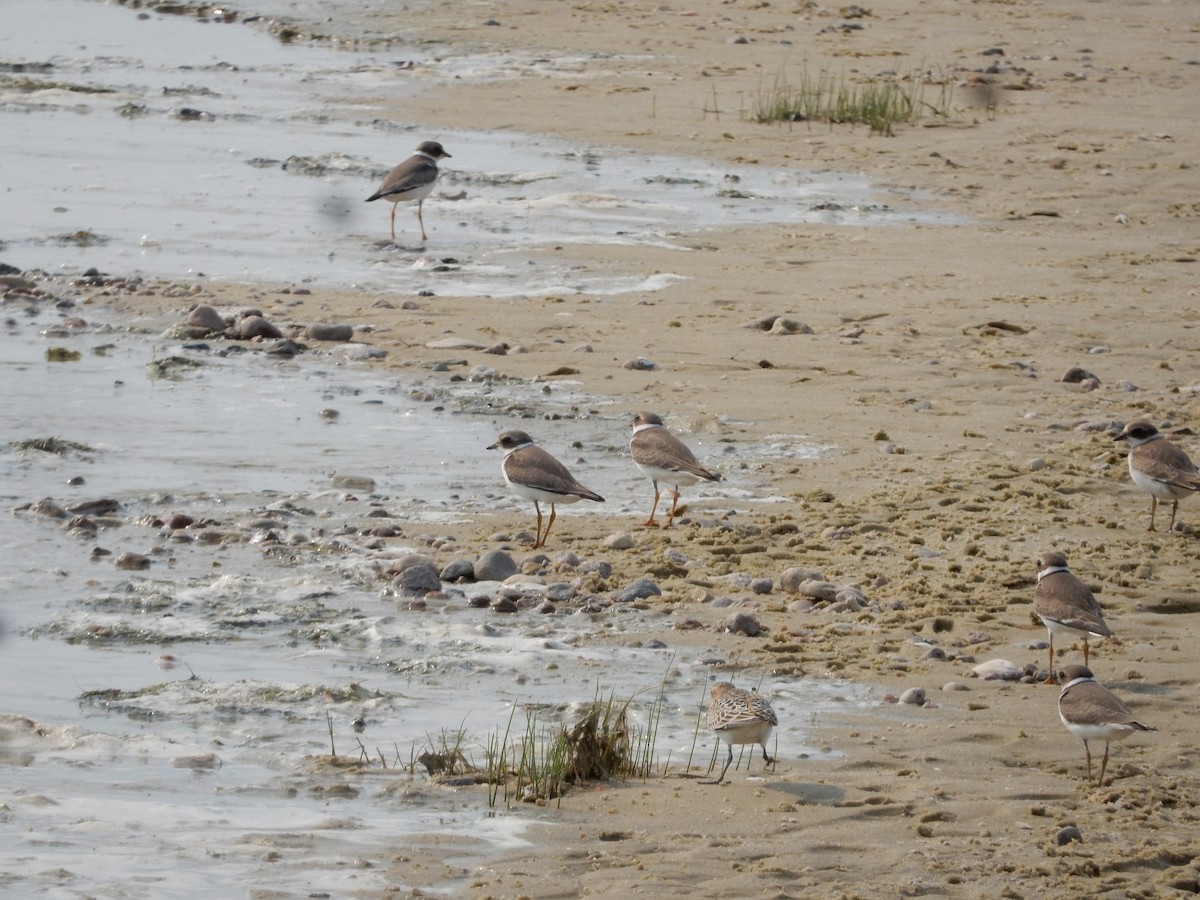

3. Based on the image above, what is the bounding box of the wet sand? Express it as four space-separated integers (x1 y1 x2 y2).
17 0 1200 895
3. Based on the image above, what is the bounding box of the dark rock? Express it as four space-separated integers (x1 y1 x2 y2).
394 564 441 596
722 611 762 636
474 549 518 582
617 577 661 602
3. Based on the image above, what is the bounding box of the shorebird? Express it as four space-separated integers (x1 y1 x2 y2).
365 140 451 242
1058 664 1155 787
487 430 604 549
1034 551 1113 680
629 411 722 527
701 682 778 784
1113 420 1200 532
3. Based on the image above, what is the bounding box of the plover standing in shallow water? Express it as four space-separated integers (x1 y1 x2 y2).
629 411 722 527
1034 552 1113 680
1058 664 1154 787
487 430 604 549
701 682 777 784
1113 420 1200 532
365 140 451 242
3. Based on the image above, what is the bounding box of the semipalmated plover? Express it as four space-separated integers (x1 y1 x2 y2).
1057 664 1154 787
487 430 604 549
629 411 722 527
700 682 778 785
365 140 451 242
1034 551 1112 680
1113 420 1200 532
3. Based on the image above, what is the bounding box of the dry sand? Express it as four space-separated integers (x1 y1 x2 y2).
95 0 1200 896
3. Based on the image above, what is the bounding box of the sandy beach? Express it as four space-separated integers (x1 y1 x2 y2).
10 0 1200 896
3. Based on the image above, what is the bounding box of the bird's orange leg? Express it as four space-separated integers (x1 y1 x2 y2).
532 501 545 548
666 487 682 526
642 484 661 527
1148 497 1158 532
540 504 558 548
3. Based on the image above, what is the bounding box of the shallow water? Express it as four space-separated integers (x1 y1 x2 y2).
2 0 954 298
0 298 857 895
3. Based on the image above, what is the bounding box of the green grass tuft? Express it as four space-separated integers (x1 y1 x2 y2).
751 65 954 135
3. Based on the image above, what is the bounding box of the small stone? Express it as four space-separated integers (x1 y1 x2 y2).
1060 366 1099 384
394 564 441 596
474 549 518 582
115 552 151 570
440 559 475 581
305 323 354 342
545 583 577 602
617 577 661 602
942 682 970 692
1027 457 1046 472
1055 826 1083 846
603 531 636 550
234 314 282 340
185 304 226 332
799 580 838 601
491 596 519 613
749 577 773 595
780 567 825 593
971 659 1022 681
722 612 762 636
899 687 926 705
622 357 657 370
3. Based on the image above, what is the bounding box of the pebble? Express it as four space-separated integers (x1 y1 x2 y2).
186 304 226 333
305 323 354 342
545 582 577 602
899 687 926 705
491 596 519 613
780 567 825 592
234 314 282 340
942 682 970 692
603 531 636 550
393 564 441 596
749 577 773 595
1055 826 1083 846
439 559 475 582
622 357 657 370
971 659 1022 681
722 612 762 636
799 580 838 601
617 577 662 602
28 498 68 518
1060 366 1099 384
115 552 151 570
474 549 518 582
